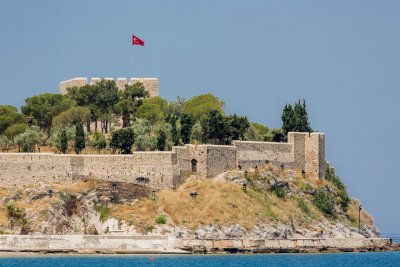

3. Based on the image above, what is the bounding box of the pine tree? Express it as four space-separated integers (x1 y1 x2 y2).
74 123 85 154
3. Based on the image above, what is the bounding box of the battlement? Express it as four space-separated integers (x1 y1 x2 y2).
59 77 158 97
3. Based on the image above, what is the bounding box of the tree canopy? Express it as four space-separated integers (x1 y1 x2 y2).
182 94 224 120
21 93 74 136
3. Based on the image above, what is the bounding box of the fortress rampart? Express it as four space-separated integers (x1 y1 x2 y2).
59 77 159 97
0 132 326 190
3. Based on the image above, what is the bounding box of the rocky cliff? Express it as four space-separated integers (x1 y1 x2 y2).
0 164 379 240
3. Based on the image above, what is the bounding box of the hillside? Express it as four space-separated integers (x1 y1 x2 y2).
0 164 378 239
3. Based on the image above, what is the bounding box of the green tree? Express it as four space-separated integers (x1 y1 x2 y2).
180 113 195 144
53 106 91 128
14 126 44 152
0 105 25 134
281 104 295 135
201 110 226 144
281 99 312 135
60 129 68 154
313 187 335 217
137 103 164 123
4 123 28 141
157 130 167 151
110 128 135 154
92 132 107 153
0 135 13 152
131 119 157 151
21 94 74 136
67 84 99 132
325 167 350 211
168 115 180 146
225 114 250 141
115 82 149 127
74 123 85 154
190 121 203 143
182 94 224 120
94 80 119 133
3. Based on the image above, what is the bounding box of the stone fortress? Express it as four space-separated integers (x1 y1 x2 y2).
0 77 327 190
59 77 159 97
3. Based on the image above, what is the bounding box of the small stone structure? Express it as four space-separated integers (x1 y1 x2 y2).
59 77 159 97
0 132 326 190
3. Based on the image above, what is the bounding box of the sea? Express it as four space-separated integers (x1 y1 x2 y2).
0 235 398 267
1 252 400 267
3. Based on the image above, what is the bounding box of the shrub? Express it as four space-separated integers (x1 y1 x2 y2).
272 187 285 198
155 214 167 224
144 225 155 233
325 167 350 211
313 188 335 217
96 205 111 223
297 198 311 216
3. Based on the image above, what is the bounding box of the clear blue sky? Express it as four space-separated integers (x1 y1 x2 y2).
0 0 399 233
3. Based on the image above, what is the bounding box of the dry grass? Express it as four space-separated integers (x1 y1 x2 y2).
111 198 158 233
0 188 11 198
347 199 375 227
0 209 9 227
155 178 275 229
52 178 108 194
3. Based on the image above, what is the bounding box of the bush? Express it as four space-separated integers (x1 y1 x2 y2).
272 187 285 198
297 198 311 216
96 205 111 223
155 214 167 224
313 188 335 217
325 167 350 211
144 225 155 233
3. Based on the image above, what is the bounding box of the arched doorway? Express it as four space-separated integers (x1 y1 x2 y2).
191 159 197 173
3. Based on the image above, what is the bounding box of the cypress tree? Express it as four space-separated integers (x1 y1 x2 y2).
74 123 85 154
60 129 68 154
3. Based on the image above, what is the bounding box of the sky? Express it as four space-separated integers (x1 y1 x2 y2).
0 0 399 233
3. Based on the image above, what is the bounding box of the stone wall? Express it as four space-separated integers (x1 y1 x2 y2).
59 77 159 97
233 140 293 169
173 144 237 178
0 235 391 253
0 152 178 190
0 235 176 253
0 133 327 189
176 238 392 253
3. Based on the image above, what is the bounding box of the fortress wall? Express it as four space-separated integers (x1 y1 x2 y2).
204 145 237 177
305 133 326 179
130 78 158 97
59 77 159 97
287 132 307 170
59 78 88 95
233 141 293 169
173 145 208 177
0 152 177 190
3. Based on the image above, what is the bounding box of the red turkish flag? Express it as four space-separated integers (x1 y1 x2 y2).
132 34 145 46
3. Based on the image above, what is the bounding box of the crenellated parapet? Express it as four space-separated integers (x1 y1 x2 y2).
59 77 158 97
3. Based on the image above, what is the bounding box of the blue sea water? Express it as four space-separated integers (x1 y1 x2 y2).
1 252 400 267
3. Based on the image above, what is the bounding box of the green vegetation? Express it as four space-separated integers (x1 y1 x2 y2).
155 214 167 224
96 204 111 223
313 188 335 217
0 80 314 154
281 99 312 137
74 123 85 154
297 198 311 216
325 167 350 211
